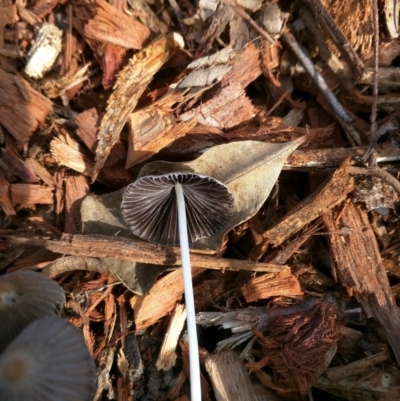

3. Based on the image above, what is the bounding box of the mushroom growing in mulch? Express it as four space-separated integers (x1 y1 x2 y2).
0 270 65 352
121 172 234 401
0 316 97 401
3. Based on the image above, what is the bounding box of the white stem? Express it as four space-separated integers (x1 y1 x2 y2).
175 183 201 401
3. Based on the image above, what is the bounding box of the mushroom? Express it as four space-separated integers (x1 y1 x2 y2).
0 316 97 401
0 270 65 352
121 172 234 401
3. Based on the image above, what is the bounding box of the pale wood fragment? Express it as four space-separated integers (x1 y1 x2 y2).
323 201 400 365
51 136 93 176
156 303 187 371
205 350 257 401
10 184 53 205
127 90 197 167
131 268 205 330
241 270 303 302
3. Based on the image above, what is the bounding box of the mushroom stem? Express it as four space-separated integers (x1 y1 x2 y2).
175 183 202 401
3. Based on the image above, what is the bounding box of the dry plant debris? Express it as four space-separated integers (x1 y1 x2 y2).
2 0 400 400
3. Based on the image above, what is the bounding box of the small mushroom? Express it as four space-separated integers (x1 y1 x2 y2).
0 316 97 401
0 270 65 351
121 172 234 401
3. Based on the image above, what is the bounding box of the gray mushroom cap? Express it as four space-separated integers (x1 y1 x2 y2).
0 316 97 401
0 270 65 352
121 172 234 245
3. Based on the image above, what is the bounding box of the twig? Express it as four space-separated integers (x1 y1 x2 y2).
363 0 380 163
349 166 400 197
301 0 364 79
221 0 274 45
281 32 362 146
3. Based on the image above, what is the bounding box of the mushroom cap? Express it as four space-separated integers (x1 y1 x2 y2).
0 316 97 401
0 270 65 352
121 172 234 245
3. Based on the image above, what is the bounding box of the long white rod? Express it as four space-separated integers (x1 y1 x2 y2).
175 183 201 401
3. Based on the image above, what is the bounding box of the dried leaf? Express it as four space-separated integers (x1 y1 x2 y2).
43 255 166 295
138 138 306 250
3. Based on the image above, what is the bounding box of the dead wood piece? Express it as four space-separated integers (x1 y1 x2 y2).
325 351 388 381
131 268 205 330
0 6 17 53
316 366 395 401
221 0 274 45
16 4 42 26
285 142 400 168
323 201 400 365
10 184 53 205
1 148 38 183
0 172 15 216
11 234 291 273
156 303 187 371
181 83 255 129
195 2 233 58
180 43 262 129
51 136 94 176
247 298 341 395
92 34 181 182
26 216 63 239
205 350 258 401
75 108 100 153
164 370 187 401
24 158 54 187
180 341 212 401
193 276 227 309
83 0 150 50
28 0 62 18
250 158 354 260
127 90 197 167
241 270 303 302
64 175 89 234
0 68 52 144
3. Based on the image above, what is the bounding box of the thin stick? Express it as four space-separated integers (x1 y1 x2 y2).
175 184 201 401
349 166 400 197
221 0 274 44
363 0 380 163
281 32 362 146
